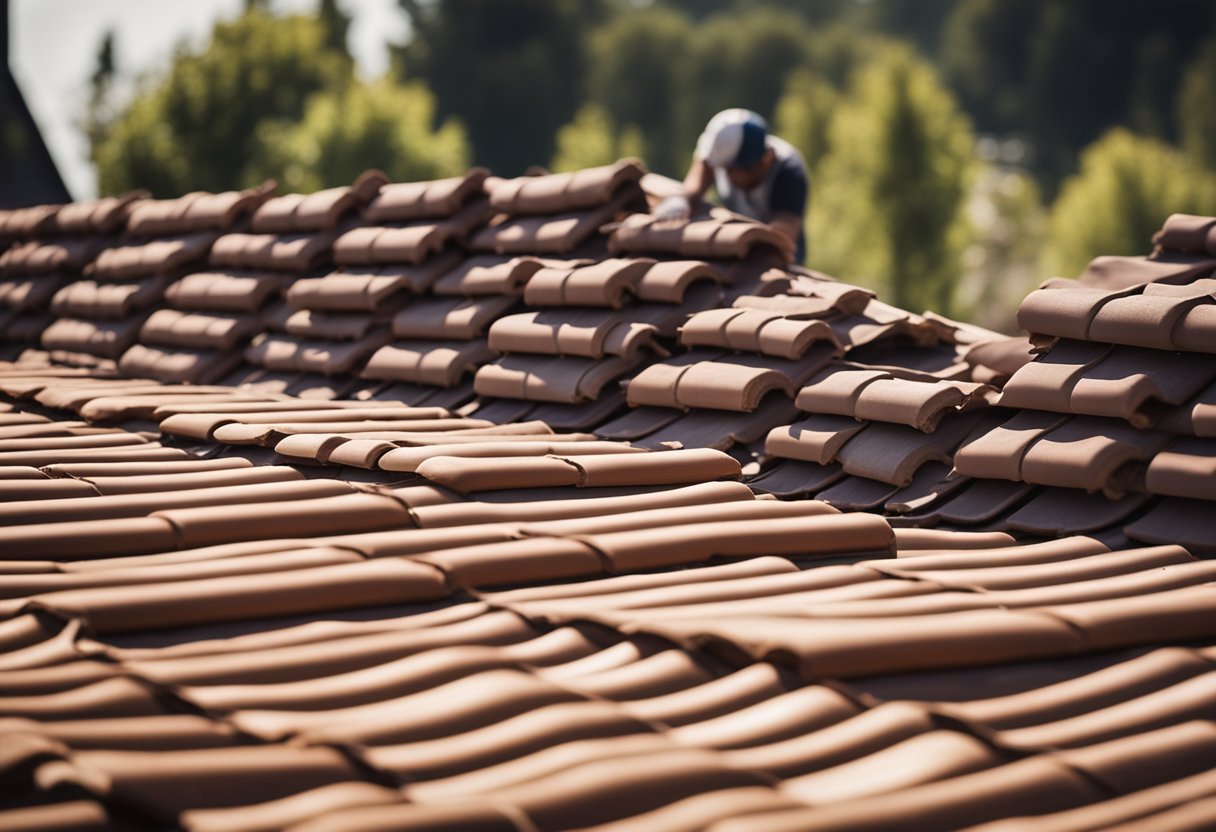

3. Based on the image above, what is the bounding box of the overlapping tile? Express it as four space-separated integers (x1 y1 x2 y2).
2 181 1215 832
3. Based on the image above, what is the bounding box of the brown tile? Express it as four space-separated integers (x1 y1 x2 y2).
764 415 866 465
431 255 545 297
489 310 661 360
364 169 488 223
472 196 632 256
165 270 290 313
360 340 495 388
954 410 1072 481
209 230 340 273
680 307 840 360
1019 416 1171 493
410 481 754 529
244 331 391 376
1124 497 1216 553
608 213 793 262
1005 488 1149 536
125 185 271 237
53 278 169 319
487 160 644 215
523 258 653 307
475 354 637 404
90 233 218 280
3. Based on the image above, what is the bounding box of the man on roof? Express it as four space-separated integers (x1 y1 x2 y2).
656 108 810 263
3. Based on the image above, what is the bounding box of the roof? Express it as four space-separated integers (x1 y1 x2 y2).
0 164 1213 831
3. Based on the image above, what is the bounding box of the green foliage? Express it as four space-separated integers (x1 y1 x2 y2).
959 164 1046 332
1177 37 1216 172
676 9 813 158
809 46 975 315
586 7 690 175
550 104 644 174
251 78 470 193
93 9 351 196
396 0 603 175
940 0 1216 191
774 69 839 177
1046 129 1216 277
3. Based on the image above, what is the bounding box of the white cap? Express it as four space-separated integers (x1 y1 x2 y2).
695 108 768 168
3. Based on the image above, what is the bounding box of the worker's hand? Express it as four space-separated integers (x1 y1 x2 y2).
654 195 691 222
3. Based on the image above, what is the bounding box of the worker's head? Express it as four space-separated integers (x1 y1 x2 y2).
696 108 772 187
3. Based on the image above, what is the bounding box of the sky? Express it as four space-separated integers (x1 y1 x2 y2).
11 0 410 200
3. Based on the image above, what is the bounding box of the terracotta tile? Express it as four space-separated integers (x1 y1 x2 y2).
431 255 545 297
488 161 644 215
488 309 660 360
90 233 218 280
52 191 142 236
609 213 793 262
27 558 448 635
1003 487 1148 536
409 481 754 528
363 169 488 223
244 331 391 376
164 271 290 314
377 440 639 473
473 194 634 256
334 204 491 268
714 758 1102 832
52 277 170 319
679 307 840 360
251 187 358 235
0 237 102 275
475 354 637 403
1088 291 1214 351
1117 499 1206 554
834 412 989 486
782 730 1002 805
814 475 901 510
747 459 845 497
1019 416 1171 493
1142 437 1216 500
583 511 891 571
125 186 270 237
181 782 405 832
523 258 653 307
763 415 866 466
954 410 1072 481
209 230 339 273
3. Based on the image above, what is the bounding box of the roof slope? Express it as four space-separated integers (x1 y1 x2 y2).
0 166 1213 832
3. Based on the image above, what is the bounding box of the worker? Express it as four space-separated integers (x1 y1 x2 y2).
656 108 809 263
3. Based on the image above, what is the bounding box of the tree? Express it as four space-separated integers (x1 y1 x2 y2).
317 0 353 62
550 104 644 173
676 9 813 160
809 46 975 315
773 69 839 177
93 8 351 195
585 7 690 176
940 0 1216 192
1045 129 1216 278
1177 37 1216 172
251 78 470 192
84 30 117 152
396 0 607 175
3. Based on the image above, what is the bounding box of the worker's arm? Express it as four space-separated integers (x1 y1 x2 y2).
655 158 713 221
769 212 803 252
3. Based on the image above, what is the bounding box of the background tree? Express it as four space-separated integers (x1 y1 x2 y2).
1176 37 1216 172
395 0 605 175
93 8 351 195
250 78 470 193
675 9 813 159
773 69 839 179
1045 129 1216 277
550 104 644 173
809 46 975 315
585 7 689 175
